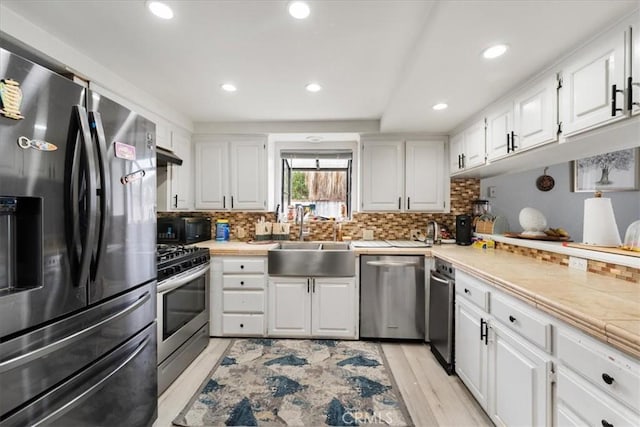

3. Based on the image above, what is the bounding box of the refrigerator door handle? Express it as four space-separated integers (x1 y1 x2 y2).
65 105 98 288
0 291 151 374
88 111 110 278
29 335 151 427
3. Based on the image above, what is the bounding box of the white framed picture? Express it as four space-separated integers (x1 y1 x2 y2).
572 148 640 192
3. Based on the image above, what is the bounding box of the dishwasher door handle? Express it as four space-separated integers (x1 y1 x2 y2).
430 271 451 286
366 260 418 268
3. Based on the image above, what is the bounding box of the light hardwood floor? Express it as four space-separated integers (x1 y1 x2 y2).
154 339 492 427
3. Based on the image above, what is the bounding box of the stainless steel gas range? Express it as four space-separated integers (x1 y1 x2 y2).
156 244 210 395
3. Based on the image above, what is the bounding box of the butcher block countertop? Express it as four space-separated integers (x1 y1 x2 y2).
199 239 640 358
197 240 279 256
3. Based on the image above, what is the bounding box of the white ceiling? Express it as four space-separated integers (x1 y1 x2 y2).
1 0 637 133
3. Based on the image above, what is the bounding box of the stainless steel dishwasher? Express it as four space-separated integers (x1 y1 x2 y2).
360 255 425 339
429 258 455 374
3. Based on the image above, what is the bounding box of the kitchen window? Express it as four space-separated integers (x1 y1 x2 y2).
280 150 352 220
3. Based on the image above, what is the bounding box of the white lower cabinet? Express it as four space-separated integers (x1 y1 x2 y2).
556 366 640 427
455 269 552 426
311 277 356 338
210 256 267 337
454 297 489 409
268 276 357 339
454 268 640 427
488 321 552 427
267 277 311 337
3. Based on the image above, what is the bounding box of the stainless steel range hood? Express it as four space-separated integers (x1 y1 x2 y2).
156 146 183 166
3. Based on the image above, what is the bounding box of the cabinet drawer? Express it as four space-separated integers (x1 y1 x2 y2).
491 294 552 353
557 368 640 427
557 329 640 411
223 291 264 313
222 258 265 274
222 314 264 336
223 275 265 289
455 270 490 312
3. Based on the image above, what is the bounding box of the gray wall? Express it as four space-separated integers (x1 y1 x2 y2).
480 163 640 242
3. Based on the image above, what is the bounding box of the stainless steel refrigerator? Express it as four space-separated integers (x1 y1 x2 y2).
0 48 157 426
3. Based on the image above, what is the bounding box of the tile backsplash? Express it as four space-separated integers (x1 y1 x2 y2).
158 178 480 241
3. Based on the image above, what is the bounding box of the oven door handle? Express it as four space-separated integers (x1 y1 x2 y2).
157 263 209 294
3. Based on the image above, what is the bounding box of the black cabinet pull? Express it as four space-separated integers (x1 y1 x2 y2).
510 131 517 151
240 265 244 269
480 318 488 344
628 76 638 112
602 373 615 385
240 323 244 328
307 278 310 293
601 420 613 427
398 196 401 210
173 194 178 208
611 84 624 116
231 196 234 209
509 315 516 323
407 197 411 210
223 195 226 209
458 154 462 169
506 133 511 153
461 153 465 168
240 281 245 285
464 288 470 294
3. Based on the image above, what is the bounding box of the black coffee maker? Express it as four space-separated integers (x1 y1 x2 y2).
456 214 473 246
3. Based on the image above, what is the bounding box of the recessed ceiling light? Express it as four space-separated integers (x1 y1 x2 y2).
306 83 322 92
221 83 237 92
432 103 448 111
147 1 173 20
288 1 310 19
482 44 508 59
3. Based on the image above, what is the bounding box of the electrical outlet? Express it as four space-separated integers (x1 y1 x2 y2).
488 186 496 198
568 256 587 271
410 229 421 240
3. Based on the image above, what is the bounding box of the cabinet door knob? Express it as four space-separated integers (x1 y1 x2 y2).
240 323 244 328
240 265 244 269
508 315 516 323
464 288 470 294
240 281 245 285
602 373 614 385
601 420 613 427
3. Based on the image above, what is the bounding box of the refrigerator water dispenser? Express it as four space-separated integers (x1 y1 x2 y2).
0 196 42 293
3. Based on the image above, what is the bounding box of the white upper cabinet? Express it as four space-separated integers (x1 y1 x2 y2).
485 74 558 163
229 140 266 210
450 120 486 174
513 74 558 151
361 140 404 211
194 142 228 210
156 123 194 211
560 24 626 136
194 138 267 211
464 120 487 169
405 140 445 211
631 12 640 116
486 101 514 162
449 132 465 172
171 130 194 210
362 138 446 212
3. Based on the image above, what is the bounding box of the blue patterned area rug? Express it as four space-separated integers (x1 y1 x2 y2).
173 339 413 426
